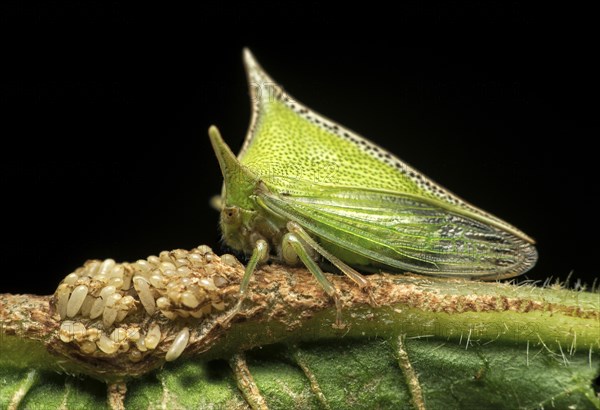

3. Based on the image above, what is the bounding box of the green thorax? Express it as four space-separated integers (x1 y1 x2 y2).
241 97 429 195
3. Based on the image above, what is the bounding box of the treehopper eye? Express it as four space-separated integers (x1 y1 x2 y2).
209 49 538 324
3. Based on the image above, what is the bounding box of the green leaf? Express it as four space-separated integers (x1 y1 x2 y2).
1 337 598 409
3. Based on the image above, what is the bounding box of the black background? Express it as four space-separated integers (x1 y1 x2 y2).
1 2 596 295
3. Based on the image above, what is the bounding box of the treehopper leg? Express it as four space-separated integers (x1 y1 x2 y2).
223 239 269 324
286 222 378 307
282 232 343 327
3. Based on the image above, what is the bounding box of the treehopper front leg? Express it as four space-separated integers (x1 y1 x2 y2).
222 239 269 325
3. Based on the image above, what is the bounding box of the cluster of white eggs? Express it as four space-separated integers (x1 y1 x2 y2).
52 245 240 363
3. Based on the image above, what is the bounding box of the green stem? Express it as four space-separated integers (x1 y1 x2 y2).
1 256 598 382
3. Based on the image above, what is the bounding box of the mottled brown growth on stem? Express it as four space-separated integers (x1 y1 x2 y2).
0 294 57 342
107 382 127 410
0 245 598 382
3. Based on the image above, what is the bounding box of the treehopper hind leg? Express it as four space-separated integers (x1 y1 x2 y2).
284 221 379 327
282 230 344 326
285 222 372 291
